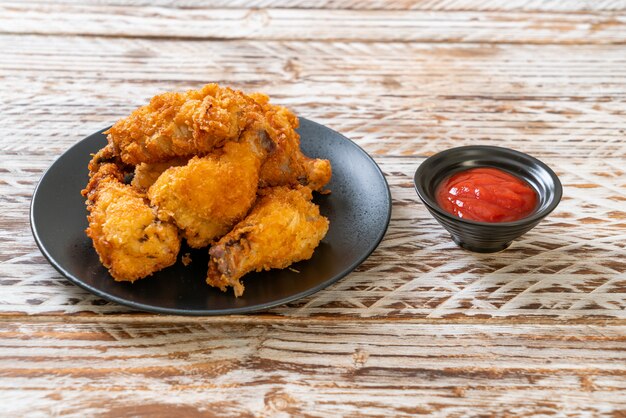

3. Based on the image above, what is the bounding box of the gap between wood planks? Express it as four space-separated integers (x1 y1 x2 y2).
0 314 624 325
3 33 626 46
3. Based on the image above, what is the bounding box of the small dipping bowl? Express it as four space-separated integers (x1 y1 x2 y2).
414 145 562 253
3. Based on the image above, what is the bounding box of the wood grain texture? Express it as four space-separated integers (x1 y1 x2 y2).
1 321 625 417
2 36 625 159
2 3 626 44
10 0 626 12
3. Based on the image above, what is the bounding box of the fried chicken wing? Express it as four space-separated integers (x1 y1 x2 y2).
207 186 329 296
250 93 332 191
147 130 268 248
106 84 265 165
82 163 181 282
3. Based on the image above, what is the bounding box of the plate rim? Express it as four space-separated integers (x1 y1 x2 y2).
30 117 391 315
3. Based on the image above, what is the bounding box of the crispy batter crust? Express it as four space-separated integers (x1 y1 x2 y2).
131 157 189 192
106 84 265 165
250 93 332 191
147 134 264 248
207 186 329 296
82 163 181 281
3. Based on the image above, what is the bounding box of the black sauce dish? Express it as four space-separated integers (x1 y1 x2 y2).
414 145 562 253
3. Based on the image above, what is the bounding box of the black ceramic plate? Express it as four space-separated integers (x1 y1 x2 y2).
30 118 391 315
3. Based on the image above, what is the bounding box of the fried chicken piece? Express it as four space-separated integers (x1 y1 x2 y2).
106 83 265 165
250 93 332 191
147 130 268 248
131 157 189 192
207 186 329 296
82 163 181 282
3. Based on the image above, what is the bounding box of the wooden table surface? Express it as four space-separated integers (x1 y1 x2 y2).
1 1 626 416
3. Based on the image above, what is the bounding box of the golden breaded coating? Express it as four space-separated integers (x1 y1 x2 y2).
250 93 332 191
106 84 265 165
207 186 329 296
82 164 181 282
131 157 189 192
147 133 265 249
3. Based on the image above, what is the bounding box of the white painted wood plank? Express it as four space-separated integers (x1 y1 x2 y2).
10 0 626 12
1 36 625 158
1 3 626 43
0 321 624 417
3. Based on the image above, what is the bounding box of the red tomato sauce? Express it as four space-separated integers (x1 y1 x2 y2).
435 167 537 223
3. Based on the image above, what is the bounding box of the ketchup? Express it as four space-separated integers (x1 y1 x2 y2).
435 167 537 223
